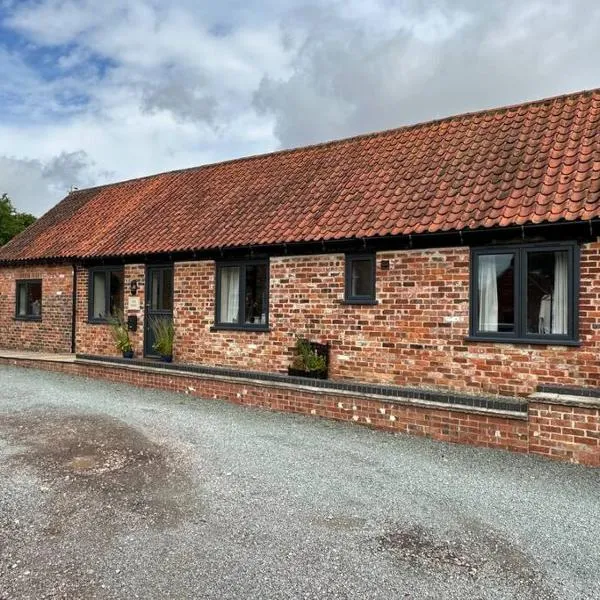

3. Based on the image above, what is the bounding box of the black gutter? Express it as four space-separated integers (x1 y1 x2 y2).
0 218 598 267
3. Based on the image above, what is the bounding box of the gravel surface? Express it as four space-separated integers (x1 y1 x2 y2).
0 364 599 600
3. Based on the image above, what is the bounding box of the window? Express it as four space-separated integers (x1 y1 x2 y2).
470 243 579 344
215 260 268 329
147 266 173 312
88 267 124 322
15 280 42 320
345 254 376 304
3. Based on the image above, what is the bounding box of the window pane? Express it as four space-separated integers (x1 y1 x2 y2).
477 254 515 333
29 281 42 316
161 269 173 311
149 271 160 311
92 272 107 318
219 266 240 323
351 259 373 297
109 271 123 316
527 250 568 335
245 264 267 325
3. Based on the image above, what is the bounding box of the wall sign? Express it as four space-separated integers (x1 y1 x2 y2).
128 296 141 311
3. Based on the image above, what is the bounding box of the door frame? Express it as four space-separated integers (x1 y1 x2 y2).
144 263 174 357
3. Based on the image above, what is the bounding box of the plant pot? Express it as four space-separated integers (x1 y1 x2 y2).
122 350 134 359
160 354 173 363
287 367 327 380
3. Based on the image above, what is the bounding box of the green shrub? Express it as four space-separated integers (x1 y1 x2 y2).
291 336 327 372
108 312 133 353
150 317 174 357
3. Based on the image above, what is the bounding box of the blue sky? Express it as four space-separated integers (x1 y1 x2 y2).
1 0 600 215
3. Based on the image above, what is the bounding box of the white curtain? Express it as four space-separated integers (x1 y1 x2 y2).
18 285 27 316
552 252 568 335
478 256 498 332
93 272 106 318
220 267 240 323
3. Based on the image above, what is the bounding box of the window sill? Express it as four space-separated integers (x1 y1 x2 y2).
210 325 270 333
87 319 111 325
465 336 581 347
14 316 42 322
342 299 378 306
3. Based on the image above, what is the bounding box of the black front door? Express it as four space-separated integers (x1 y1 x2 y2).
144 265 173 357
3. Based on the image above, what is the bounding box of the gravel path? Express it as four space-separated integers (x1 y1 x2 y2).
0 364 599 600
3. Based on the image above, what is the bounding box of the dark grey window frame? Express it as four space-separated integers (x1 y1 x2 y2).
87 266 124 323
468 241 580 346
344 253 376 304
15 279 42 321
214 258 269 331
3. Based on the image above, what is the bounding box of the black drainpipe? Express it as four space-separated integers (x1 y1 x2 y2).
70 264 77 354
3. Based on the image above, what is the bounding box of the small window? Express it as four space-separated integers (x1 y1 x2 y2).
215 260 268 329
15 280 42 320
470 243 578 344
88 267 124 322
345 254 376 304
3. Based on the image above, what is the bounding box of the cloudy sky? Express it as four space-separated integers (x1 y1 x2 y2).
0 0 599 216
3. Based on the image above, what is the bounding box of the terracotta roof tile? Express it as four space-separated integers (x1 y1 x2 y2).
2 88 600 262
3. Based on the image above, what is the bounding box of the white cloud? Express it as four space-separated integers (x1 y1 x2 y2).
1 0 600 217
0 151 101 214
254 0 600 147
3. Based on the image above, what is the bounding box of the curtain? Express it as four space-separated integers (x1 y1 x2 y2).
220 267 240 323
552 252 568 335
93 272 106 318
18 285 27 316
478 256 498 332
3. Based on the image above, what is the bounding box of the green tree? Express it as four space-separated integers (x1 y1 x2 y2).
0 194 36 246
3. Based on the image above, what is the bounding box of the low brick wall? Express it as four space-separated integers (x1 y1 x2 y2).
1 357 598 466
529 402 600 466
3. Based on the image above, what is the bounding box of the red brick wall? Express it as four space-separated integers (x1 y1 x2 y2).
3 239 598 399
5 356 600 466
172 242 600 397
528 402 599 466
76 264 146 357
0 265 73 352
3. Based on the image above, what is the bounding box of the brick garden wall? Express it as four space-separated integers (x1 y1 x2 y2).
528 401 600 466
2 356 599 466
0 265 73 353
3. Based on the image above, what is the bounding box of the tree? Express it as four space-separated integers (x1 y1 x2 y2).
0 194 36 246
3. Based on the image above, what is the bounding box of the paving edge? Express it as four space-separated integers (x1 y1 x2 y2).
0 350 75 363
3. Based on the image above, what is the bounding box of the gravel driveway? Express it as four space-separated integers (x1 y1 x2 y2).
0 364 599 600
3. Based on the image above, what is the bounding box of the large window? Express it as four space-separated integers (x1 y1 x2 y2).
215 260 268 329
345 254 376 304
15 280 42 320
470 243 579 344
88 267 124 322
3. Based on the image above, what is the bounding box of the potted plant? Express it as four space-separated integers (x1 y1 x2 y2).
150 317 174 362
108 312 134 358
287 336 328 379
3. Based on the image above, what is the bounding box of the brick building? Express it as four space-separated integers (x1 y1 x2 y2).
1 89 599 464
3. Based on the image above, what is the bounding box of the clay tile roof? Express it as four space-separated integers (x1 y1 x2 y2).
2 88 600 262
